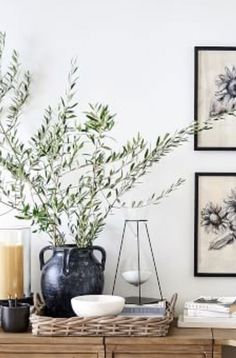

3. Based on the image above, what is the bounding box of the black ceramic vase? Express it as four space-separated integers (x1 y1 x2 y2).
39 245 106 317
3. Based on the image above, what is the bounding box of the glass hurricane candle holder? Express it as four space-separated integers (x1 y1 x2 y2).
0 227 31 300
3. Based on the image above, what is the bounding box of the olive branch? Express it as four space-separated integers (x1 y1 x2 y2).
0 32 213 247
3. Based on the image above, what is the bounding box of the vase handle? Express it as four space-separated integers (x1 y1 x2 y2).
92 246 106 271
39 246 54 270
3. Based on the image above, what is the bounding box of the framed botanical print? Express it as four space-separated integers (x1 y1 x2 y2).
194 47 236 150
195 173 236 276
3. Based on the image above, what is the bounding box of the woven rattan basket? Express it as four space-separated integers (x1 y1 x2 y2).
30 293 177 337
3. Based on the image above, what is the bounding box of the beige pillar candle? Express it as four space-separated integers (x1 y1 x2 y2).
0 244 24 299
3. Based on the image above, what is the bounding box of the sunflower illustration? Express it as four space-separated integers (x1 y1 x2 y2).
210 66 236 116
201 202 229 234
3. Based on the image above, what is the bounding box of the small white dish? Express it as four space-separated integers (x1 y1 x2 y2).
71 295 125 317
122 270 152 286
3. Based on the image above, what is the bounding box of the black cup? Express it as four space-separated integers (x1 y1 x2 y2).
1 303 30 332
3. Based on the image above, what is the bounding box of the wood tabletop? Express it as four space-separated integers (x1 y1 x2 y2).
212 329 236 347
105 326 213 345
2 327 236 348
0 326 213 345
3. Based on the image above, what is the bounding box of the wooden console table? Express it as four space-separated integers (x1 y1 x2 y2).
0 326 235 357
0 332 105 358
106 326 213 357
212 329 236 358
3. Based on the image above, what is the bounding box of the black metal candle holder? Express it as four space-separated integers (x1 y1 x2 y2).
1 301 30 332
0 293 33 306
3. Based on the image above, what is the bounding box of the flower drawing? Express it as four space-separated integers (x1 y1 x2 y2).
201 203 228 234
210 66 236 116
201 189 236 250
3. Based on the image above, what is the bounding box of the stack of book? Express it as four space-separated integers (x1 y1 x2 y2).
120 300 166 317
178 296 236 328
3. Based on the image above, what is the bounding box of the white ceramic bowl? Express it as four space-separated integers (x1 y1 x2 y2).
71 295 125 317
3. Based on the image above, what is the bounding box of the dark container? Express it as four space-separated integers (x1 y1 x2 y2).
1 303 30 332
39 245 106 317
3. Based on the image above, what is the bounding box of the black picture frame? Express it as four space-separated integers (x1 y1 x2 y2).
194 172 236 277
194 46 236 150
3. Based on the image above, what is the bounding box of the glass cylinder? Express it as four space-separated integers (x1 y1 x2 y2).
0 227 31 300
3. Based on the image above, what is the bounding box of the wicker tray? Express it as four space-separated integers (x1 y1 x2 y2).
30 294 177 337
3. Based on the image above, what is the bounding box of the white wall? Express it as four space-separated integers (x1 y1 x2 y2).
0 0 236 320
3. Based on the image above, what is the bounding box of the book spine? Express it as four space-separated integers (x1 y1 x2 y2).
184 302 230 313
184 309 231 318
121 307 166 315
124 302 166 309
183 315 236 323
178 315 236 328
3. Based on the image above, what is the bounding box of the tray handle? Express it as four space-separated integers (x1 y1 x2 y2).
169 293 178 313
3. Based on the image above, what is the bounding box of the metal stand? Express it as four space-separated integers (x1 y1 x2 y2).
112 219 163 305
